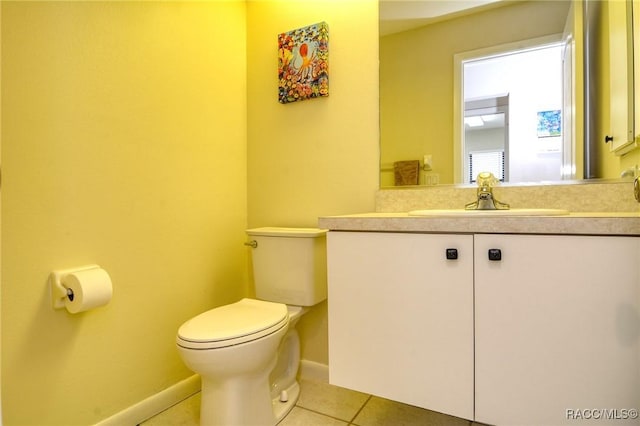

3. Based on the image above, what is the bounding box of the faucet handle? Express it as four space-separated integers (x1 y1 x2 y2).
476 172 498 189
467 171 509 210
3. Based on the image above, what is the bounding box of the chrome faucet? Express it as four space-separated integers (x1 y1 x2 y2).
465 172 510 210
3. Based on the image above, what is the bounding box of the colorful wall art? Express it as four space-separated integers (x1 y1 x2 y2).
536 109 562 137
278 22 329 104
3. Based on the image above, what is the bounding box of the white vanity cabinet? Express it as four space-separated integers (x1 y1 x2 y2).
327 231 475 420
328 231 640 425
475 234 640 426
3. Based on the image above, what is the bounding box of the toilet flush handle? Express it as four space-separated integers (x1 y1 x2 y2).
244 240 258 248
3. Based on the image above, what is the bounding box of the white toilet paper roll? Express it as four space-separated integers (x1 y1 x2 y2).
62 267 113 314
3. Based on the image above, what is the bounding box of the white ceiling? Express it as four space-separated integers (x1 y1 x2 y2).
379 0 505 36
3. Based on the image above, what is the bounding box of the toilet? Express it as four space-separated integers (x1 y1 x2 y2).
176 227 327 426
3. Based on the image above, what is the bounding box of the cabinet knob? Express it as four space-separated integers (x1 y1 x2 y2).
605 135 614 143
488 249 502 261
446 248 458 260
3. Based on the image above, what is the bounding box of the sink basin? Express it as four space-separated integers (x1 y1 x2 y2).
408 208 570 217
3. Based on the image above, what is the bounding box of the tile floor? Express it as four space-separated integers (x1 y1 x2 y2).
140 379 484 426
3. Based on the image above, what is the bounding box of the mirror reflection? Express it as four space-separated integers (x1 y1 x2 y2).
460 41 564 184
379 0 636 187
464 97 508 183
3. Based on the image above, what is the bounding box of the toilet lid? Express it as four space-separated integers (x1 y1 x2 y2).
176 298 289 350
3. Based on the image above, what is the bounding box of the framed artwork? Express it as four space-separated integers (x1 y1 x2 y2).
278 22 329 104
536 110 562 137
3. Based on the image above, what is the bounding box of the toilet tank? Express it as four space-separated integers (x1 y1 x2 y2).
246 227 327 306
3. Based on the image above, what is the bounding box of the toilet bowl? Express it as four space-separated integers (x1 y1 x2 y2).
177 300 310 426
176 227 327 426
177 298 293 426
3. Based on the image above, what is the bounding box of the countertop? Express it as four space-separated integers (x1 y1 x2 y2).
318 212 640 236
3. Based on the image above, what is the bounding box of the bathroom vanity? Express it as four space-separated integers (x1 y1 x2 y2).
320 212 640 426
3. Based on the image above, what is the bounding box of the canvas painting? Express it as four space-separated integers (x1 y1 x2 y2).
278 22 329 104
536 110 562 137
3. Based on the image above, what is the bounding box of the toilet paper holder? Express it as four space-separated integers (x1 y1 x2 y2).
49 264 100 309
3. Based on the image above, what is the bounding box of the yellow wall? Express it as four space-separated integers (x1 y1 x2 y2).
1 0 379 423
246 0 379 364
380 1 572 185
1 1 248 424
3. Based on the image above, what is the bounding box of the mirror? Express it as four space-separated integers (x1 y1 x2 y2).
379 0 633 187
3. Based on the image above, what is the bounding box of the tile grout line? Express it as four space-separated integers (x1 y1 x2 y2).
291 405 355 425
348 394 373 425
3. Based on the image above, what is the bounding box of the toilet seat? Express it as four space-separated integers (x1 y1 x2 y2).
177 298 289 350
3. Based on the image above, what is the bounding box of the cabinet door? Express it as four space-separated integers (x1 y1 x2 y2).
327 231 474 420
608 0 637 154
475 234 640 426
635 0 640 142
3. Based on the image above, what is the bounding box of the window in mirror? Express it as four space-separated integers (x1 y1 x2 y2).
469 150 505 183
457 38 565 184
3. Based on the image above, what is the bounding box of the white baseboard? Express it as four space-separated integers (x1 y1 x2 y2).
298 359 329 383
94 374 201 426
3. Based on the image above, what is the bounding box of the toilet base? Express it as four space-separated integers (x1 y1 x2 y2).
181 304 308 425
272 381 300 423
